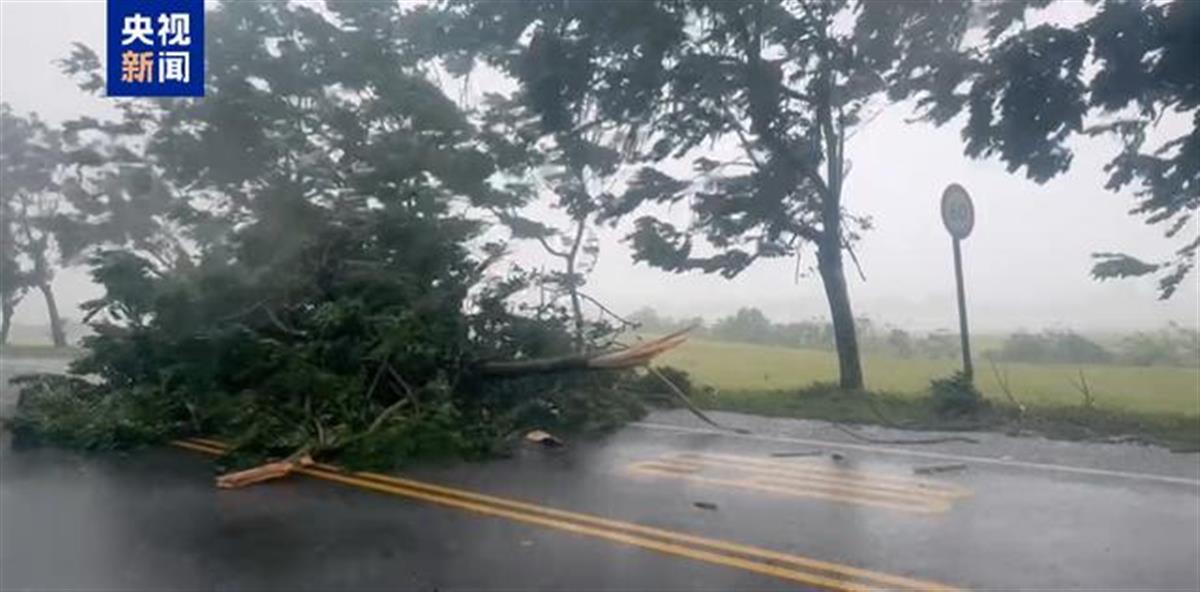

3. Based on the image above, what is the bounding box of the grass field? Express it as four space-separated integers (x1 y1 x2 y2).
660 338 1200 417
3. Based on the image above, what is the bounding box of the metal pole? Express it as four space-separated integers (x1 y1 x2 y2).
952 237 973 379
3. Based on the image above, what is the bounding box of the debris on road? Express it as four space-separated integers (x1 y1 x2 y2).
830 452 847 462
524 430 564 447
692 501 719 511
216 453 314 488
769 450 823 458
913 463 968 475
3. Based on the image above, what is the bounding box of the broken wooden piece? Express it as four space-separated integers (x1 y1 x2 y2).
524 429 564 447
216 453 315 489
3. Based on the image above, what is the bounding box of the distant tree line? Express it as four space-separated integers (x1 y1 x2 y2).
630 307 1199 368
993 325 1197 367
629 306 958 359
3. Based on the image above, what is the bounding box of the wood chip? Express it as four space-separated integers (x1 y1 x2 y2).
524 430 564 447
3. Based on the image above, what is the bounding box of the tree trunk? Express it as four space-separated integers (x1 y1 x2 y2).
37 282 66 347
817 242 864 390
565 218 587 352
1 300 12 345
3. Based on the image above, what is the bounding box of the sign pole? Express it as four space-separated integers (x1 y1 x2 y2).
952 237 972 379
941 183 975 382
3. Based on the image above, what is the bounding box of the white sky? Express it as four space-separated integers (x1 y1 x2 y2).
2 0 1197 335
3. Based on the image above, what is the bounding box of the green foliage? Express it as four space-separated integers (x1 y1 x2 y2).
881 0 1199 298
11 0 650 469
430 0 909 389
1118 324 1199 367
9 374 185 450
996 331 1114 365
929 372 988 417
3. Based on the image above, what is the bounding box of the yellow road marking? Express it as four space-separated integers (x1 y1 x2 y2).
675 452 972 497
623 452 970 514
174 438 960 592
648 457 969 503
629 462 946 514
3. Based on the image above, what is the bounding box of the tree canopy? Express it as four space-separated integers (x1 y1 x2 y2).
878 0 1198 298
10 0 673 473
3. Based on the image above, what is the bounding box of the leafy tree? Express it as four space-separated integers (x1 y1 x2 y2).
885 328 915 359
1118 323 1199 367
14 1 681 473
875 0 1198 298
412 7 639 351
0 105 69 346
995 330 1113 365
0 183 30 344
480 96 618 351
712 307 774 344
426 0 996 389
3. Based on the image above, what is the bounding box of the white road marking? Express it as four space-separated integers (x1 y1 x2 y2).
630 422 1200 488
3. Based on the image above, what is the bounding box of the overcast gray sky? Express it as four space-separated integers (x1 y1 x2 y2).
2 0 1197 335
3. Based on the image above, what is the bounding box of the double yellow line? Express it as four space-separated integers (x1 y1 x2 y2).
628 452 971 514
173 438 959 592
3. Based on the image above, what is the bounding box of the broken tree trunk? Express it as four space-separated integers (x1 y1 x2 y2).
476 327 692 376
214 328 695 489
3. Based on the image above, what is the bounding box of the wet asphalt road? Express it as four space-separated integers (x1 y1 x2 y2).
2 358 1198 591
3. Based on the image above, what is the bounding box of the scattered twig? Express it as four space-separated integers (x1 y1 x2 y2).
913 463 968 475
769 450 823 458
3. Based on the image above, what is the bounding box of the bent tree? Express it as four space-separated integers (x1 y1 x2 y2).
435 0 974 389
0 105 68 346
413 8 636 352
872 0 1199 298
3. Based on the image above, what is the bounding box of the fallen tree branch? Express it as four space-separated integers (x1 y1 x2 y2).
648 365 748 434
478 326 693 376
214 329 697 489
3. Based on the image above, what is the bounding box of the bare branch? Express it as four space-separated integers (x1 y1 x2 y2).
841 234 866 282
987 354 1025 416
576 291 639 329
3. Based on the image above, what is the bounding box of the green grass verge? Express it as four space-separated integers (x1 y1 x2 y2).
694 384 1200 451
661 338 1200 416
652 338 1199 450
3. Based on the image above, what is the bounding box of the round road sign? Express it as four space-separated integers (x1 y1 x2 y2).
941 183 975 239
